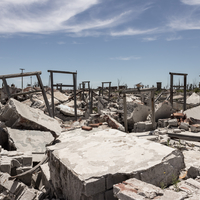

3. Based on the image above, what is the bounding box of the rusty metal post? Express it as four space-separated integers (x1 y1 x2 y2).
50 72 54 117
82 82 85 101
36 73 52 117
123 93 128 132
90 89 93 114
170 73 173 107
109 82 111 102
151 90 155 129
184 75 187 111
102 82 104 96
73 73 77 121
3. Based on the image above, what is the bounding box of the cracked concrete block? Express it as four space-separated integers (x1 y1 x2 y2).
155 101 174 122
40 162 51 191
160 190 188 200
168 119 178 127
47 129 185 200
82 177 105 197
0 157 11 174
114 178 163 200
0 173 25 197
173 129 181 133
19 188 36 200
179 122 189 131
23 154 32 167
0 98 61 137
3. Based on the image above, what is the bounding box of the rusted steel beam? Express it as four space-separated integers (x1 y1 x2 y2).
169 72 188 76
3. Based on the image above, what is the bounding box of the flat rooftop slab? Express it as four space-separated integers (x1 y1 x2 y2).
47 128 184 200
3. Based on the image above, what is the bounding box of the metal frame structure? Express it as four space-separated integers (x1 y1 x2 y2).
101 82 111 101
80 81 90 101
0 71 52 117
169 72 187 111
48 70 77 120
120 87 157 132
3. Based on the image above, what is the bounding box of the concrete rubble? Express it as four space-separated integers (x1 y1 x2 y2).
0 82 200 199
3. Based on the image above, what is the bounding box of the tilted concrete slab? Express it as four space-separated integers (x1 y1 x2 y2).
184 106 200 120
0 98 61 137
6 127 54 154
47 128 185 200
57 104 84 116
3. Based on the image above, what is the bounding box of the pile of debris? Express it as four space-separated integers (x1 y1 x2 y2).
1 84 200 200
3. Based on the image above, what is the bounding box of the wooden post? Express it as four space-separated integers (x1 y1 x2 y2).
102 82 104 96
50 72 54 117
109 82 111 102
151 90 155 129
170 73 173 107
73 73 77 121
184 75 187 111
123 93 128 132
36 73 52 117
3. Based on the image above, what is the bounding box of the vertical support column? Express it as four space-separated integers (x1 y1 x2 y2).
2 77 11 99
151 90 155 129
123 93 128 133
73 73 77 121
109 82 111 102
184 75 187 111
36 73 52 117
88 82 90 100
50 72 54 118
82 82 85 101
90 89 93 114
102 82 104 96
170 73 173 107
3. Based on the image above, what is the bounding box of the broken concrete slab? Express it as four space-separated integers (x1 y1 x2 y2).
155 101 175 122
46 128 185 200
0 172 39 200
50 90 69 102
6 128 54 157
183 151 200 178
57 104 83 116
187 92 200 105
0 98 61 137
113 178 188 200
184 105 200 120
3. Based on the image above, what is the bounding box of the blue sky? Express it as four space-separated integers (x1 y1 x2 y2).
1 0 200 89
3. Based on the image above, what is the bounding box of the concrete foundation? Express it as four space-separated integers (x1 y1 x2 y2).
46 129 185 200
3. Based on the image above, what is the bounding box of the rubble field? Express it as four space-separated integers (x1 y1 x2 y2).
1 83 200 200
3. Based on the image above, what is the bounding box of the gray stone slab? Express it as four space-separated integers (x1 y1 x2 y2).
7 128 54 154
47 129 185 200
0 98 61 137
184 105 200 120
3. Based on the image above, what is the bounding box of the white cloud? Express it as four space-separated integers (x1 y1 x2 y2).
143 37 157 41
110 28 158 36
110 56 141 61
166 36 182 41
0 0 100 34
180 0 200 5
